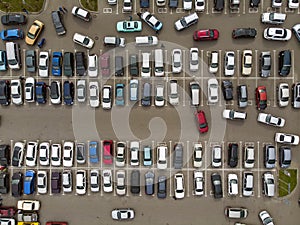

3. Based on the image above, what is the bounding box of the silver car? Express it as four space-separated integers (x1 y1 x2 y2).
77 80 86 103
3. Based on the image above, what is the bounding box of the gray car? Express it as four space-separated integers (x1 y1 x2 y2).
264 144 276 169
260 51 271 77
173 143 183 169
25 50 36 73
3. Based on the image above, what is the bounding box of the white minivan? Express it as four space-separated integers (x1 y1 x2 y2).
154 49 164 76
135 36 158 46
6 42 21 70
141 52 151 78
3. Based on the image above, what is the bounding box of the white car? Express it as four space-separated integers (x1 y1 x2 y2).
62 170 72 193
25 141 38 167
195 0 205 11
89 81 99 108
228 173 238 196
208 78 219 103
123 0 132 12
289 0 299 8
190 81 200 106
261 12 286 24
259 210 274 225
51 143 61 166
174 173 185 199
194 171 204 196
39 142 50 166
76 170 86 195
241 50 252 76
244 145 255 168
172 49 182 73
50 81 61 105
224 51 235 76
189 48 199 71
174 12 198 31
183 0 192 10
209 51 219 73
156 0 166 6
155 84 164 107
77 79 86 103
102 85 112 109
0 218 15 225
38 51 49 77
169 80 179 105
212 145 222 168
63 141 74 167
278 83 289 107
157 144 168 169
275 133 299 145
103 169 113 193
222 109 247 120
37 171 47 194
257 113 285 127
262 172 275 197
11 79 23 105
116 142 126 167
130 141 139 166
272 0 282 7
111 208 134 220
90 170 99 192
116 170 126 196
141 52 151 78
88 54 98 77
263 28 292 41
17 200 40 211
193 143 203 168
24 77 35 102
73 33 94 49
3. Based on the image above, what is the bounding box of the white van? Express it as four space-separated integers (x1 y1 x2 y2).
135 36 158 46
141 52 151 78
261 13 286 24
6 42 21 70
154 49 164 76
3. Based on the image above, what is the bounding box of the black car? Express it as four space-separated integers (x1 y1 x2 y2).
214 0 224 11
145 171 154 195
0 145 10 167
129 54 138 76
0 172 9 194
76 143 85 164
169 0 179 8
11 172 22 197
222 80 233 101
228 143 238 168
250 0 260 7
211 173 223 199
63 52 74 76
51 171 61 194
75 52 86 76
232 28 257 38
1 14 26 25
25 50 36 73
0 80 10 105
278 50 291 76
50 81 61 104
51 11 66 36
157 175 167 199
140 0 150 8
12 143 24 167
63 81 74 105
130 170 140 194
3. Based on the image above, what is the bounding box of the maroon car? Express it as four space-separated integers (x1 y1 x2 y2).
0 207 16 217
100 53 110 77
51 172 61 194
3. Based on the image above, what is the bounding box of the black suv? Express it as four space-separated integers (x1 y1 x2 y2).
129 54 138 76
11 172 22 197
1 14 26 25
51 171 61 194
228 143 238 168
75 52 86 76
0 172 9 194
51 11 66 36
63 52 74 76
63 81 74 105
0 80 10 105
214 0 224 11
0 145 10 166
278 50 291 76
130 170 140 194
232 28 257 38
222 80 233 101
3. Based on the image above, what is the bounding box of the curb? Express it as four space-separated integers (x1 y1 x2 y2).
0 0 48 15
79 0 99 14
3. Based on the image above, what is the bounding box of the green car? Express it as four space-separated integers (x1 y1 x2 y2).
116 20 142 32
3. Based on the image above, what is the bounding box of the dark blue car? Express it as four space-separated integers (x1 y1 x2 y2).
0 50 7 71
36 82 47 104
24 170 35 195
0 28 24 41
89 141 99 163
52 52 62 76
63 81 74 105
140 0 150 8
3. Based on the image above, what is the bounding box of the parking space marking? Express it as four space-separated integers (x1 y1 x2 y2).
260 0 264 14
291 50 295 83
169 140 172 197
204 141 208 197
175 8 185 13
200 50 204 107
242 0 246 14
221 141 225 198
273 73 277 107
126 141 130 197
206 0 209 14
257 141 260 198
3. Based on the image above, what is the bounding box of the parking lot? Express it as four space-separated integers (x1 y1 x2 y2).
0 0 300 224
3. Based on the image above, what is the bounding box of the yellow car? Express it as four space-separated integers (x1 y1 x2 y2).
25 20 44 45
18 222 40 225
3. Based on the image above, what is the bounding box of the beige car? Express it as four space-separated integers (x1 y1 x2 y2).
242 50 252 76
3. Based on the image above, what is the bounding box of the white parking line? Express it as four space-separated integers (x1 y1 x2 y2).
291 50 295 83
200 50 204 107
257 141 260 198
206 0 209 14
169 140 172 197
243 0 246 14
204 141 208 197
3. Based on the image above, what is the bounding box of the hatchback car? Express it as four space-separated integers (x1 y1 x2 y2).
264 27 292 41
193 143 203 168
237 84 248 108
174 12 199 31
89 81 99 108
155 84 164 107
89 141 99 163
225 207 248 219
244 145 255 168
24 77 35 103
130 170 140 194
76 142 85 164
211 173 222 198
76 170 86 195
73 33 94 49
262 172 275 197
195 110 208 133
116 142 126 167
51 143 61 166
214 0 224 10
143 146 152 166
25 20 44 45
257 113 285 127
140 11 163 31
260 51 271 77
63 141 74 167
261 12 286 24
193 29 219 41
174 173 185 199
242 50 252 76
232 28 257 38
0 28 23 41
0 173 9 194
24 170 35 195
256 86 267 110
189 48 199 71
71 6 91 21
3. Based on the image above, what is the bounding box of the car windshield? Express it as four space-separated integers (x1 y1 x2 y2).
83 37 90 45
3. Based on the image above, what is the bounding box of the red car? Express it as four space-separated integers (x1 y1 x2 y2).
100 53 110 77
46 222 68 225
195 110 209 133
193 29 219 41
103 140 113 165
0 207 16 217
256 86 267 110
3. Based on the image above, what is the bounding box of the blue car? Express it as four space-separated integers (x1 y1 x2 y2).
36 82 47 104
63 81 74 105
0 50 7 71
140 0 149 8
0 28 23 41
89 141 99 163
52 52 62 76
115 83 125 106
24 170 35 195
